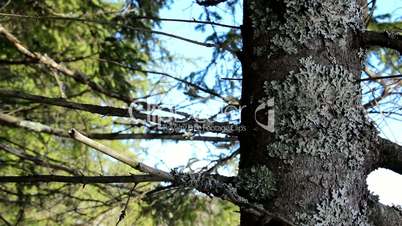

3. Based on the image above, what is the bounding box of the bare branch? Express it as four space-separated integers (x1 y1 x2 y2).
69 129 173 180
368 110 402 118
363 87 390 109
360 74 402 81
220 77 242 81
0 175 166 184
205 148 240 173
378 137 402 175
361 30 402 54
362 68 401 109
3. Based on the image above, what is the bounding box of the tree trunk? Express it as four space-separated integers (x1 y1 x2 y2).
239 0 385 225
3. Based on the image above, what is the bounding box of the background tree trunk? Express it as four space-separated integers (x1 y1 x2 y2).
239 0 384 225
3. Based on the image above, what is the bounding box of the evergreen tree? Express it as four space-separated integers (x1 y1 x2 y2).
1 0 402 225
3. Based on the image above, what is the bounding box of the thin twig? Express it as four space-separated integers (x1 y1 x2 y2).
116 184 137 226
205 148 240 173
51 70 67 98
220 77 242 81
98 58 237 104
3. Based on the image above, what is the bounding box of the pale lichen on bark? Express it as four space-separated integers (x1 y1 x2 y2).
254 0 374 165
297 186 370 225
264 57 377 168
250 0 363 55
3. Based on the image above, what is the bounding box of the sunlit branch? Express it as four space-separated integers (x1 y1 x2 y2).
0 175 166 184
69 129 173 180
0 113 68 137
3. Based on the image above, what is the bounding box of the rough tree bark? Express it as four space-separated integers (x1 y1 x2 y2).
239 0 402 225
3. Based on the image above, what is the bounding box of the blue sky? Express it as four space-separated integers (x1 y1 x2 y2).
365 0 402 206
134 0 402 206
368 0 402 144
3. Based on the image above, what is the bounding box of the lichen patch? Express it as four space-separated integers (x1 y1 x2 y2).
264 57 377 168
250 0 363 55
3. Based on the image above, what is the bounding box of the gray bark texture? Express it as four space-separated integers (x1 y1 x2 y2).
238 0 402 225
